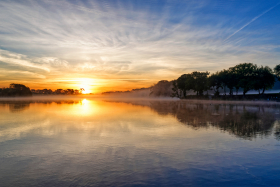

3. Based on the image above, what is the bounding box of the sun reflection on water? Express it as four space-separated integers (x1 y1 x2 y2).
54 98 99 117
77 99 95 116
82 99 89 105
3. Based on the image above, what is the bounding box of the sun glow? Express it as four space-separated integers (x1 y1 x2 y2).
80 87 90 94
78 78 93 94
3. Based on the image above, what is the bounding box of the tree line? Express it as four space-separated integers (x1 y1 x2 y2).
150 63 280 98
0 84 89 97
0 84 32 97
31 88 86 95
173 63 280 98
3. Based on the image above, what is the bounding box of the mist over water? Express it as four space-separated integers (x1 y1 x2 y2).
0 98 280 186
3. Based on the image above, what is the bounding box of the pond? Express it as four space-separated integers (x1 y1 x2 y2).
0 99 279 186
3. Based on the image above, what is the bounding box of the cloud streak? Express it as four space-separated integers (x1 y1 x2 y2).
224 2 280 42
0 50 50 72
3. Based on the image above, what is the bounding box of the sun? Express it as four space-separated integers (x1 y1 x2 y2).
78 78 92 94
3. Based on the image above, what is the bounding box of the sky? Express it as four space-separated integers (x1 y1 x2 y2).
0 0 280 93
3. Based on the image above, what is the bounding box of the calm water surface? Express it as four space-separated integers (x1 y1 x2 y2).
0 99 280 187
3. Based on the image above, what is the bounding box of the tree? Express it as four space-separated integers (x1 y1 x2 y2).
0 84 32 97
176 74 194 98
208 72 222 96
218 70 229 95
171 80 181 98
184 74 195 94
66 89 74 94
253 66 275 95
220 69 236 96
191 71 209 96
177 74 187 97
228 67 240 95
80 88 85 94
55 89 64 94
231 63 257 96
274 64 280 81
10 83 32 96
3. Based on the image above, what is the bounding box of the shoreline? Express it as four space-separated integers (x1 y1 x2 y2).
0 95 280 106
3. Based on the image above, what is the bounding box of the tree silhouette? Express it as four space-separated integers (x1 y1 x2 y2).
208 72 222 96
191 71 209 96
80 88 85 94
274 64 280 81
253 66 275 95
231 63 257 96
177 74 193 98
0 83 32 97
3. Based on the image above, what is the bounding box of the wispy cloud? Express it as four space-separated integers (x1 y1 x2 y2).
0 50 50 72
0 0 279 91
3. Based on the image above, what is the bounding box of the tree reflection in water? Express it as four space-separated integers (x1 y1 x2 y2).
107 100 280 141
274 121 280 141
0 100 81 113
8 103 30 112
151 102 278 140
1 99 279 141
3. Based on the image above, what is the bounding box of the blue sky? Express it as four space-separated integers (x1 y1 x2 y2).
0 0 279 92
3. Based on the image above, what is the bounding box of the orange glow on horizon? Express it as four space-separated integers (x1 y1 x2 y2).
0 77 159 94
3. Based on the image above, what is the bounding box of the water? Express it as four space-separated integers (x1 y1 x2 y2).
0 98 280 187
